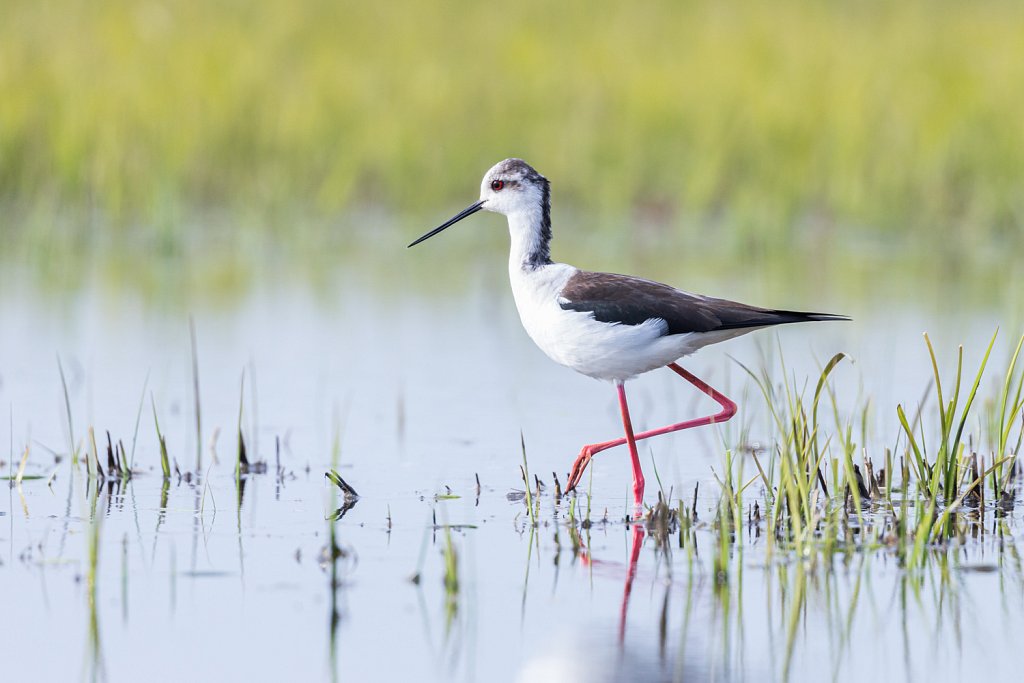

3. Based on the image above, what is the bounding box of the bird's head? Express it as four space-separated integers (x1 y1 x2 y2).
408 158 550 248
478 158 549 217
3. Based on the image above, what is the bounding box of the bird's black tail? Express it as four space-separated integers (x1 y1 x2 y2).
788 311 851 323
716 310 850 331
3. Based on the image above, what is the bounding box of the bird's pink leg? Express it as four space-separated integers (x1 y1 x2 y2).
616 381 644 511
565 362 737 494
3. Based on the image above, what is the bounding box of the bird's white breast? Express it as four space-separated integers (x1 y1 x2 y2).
508 263 700 381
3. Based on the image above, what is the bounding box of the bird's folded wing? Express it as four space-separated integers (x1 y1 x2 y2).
557 271 844 337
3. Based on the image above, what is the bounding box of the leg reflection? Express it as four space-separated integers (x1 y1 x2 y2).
619 524 645 644
575 519 646 645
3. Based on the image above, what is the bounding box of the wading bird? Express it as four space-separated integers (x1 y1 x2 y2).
409 159 847 512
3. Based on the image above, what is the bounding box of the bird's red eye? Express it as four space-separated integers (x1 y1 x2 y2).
491 180 504 191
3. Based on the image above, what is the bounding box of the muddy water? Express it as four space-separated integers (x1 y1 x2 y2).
1 262 1021 682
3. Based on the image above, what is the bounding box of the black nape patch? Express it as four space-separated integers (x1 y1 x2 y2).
526 178 553 268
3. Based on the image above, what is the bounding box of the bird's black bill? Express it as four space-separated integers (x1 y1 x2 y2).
407 200 486 248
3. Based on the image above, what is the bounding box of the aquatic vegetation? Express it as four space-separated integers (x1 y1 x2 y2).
150 395 171 480
519 431 538 528
701 331 1024 573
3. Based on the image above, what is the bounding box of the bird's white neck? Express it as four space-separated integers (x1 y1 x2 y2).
506 206 553 273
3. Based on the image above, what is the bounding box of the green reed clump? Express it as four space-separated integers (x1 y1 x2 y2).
721 331 1023 571
988 334 1024 501
890 331 1024 567
897 331 996 505
737 352 847 559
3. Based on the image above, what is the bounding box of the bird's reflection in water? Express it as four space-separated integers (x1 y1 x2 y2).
517 521 682 683
578 522 646 644
619 524 645 644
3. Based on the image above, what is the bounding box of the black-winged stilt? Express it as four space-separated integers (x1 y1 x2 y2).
409 158 848 511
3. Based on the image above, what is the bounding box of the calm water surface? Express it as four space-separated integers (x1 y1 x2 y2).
1 253 1021 682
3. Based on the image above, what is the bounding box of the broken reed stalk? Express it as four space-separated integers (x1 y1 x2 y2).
325 469 359 500
105 431 122 479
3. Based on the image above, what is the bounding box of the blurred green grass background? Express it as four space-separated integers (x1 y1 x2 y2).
2 0 1023 273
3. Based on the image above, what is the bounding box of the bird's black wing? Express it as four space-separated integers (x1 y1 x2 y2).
558 271 848 337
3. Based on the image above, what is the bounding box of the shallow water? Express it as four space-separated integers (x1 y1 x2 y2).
1 252 1022 682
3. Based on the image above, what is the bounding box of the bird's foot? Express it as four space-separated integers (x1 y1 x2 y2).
632 477 645 514
565 446 595 493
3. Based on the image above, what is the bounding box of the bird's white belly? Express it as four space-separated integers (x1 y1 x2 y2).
510 265 699 381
